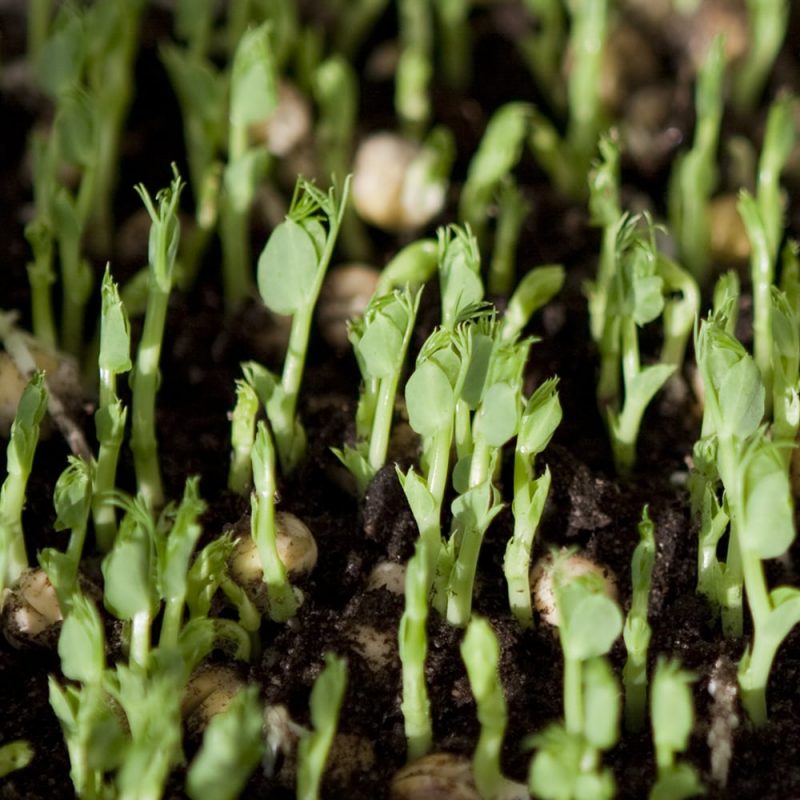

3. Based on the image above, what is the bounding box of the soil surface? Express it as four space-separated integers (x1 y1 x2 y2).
2 2 800 799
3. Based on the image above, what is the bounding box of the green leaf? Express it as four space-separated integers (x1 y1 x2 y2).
58 595 106 684
405 359 455 436
517 378 562 457
0 740 33 778
356 311 404 378
649 764 704 800
229 22 277 127
257 219 319 315
716 348 765 439
740 437 795 559
187 686 264 800
99 267 132 374
460 331 494 409
475 382 519 447
53 457 92 532
583 657 619 750
651 658 695 761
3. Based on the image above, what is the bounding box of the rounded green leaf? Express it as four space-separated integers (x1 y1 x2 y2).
257 219 319 315
357 313 403 378
476 382 519 447
562 594 623 661
717 355 764 438
405 360 454 436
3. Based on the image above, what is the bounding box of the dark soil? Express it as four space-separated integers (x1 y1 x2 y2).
2 2 800 799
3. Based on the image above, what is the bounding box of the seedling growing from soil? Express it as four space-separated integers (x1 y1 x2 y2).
461 616 527 800
255 176 350 473
228 380 259 495
504 378 562 628
399 541 433 761
186 685 264 800
528 657 620 800
297 653 348 800
0 371 48 596
0 741 33 779
334 286 421 495
250 421 298 621
649 659 703 800
459 103 531 247
622 507 655 733
395 0 433 137
500 265 565 343
668 34 726 285
93 267 132 551
733 0 790 113
488 178 532 297
130 169 184 510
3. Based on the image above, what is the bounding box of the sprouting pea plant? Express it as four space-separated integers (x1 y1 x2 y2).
398 540 433 761
732 0 790 113
517 0 566 114
250 421 299 622
0 740 33 779
461 616 527 799
251 175 350 473
696 311 800 723
395 0 433 137
0 371 48 597
93 267 132 551
297 653 348 800
668 34 726 286
527 0 611 200
130 168 184 511
588 135 699 473
737 94 797 414
488 177 532 297
622 507 655 733
649 659 703 800
375 238 438 296
504 378 562 628
228 379 259 496
185 685 265 800
333 286 422 495
528 657 620 800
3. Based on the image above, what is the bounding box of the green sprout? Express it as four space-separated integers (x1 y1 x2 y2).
668 34 726 285
130 169 185 511
460 616 520 799
228 380 259 495
528 657 619 800
500 265 565 343
399 540 433 762
297 653 348 800
504 378 562 628
434 0 471 89
732 0 790 113
220 21 277 310
649 659 703 800
622 507 655 733
93 266 132 551
39 455 94 607
526 0 610 199
250 421 298 622
334 287 421 495
186 685 265 800
254 176 351 473
0 371 48 596
459 103 531 247
0 740 34 779
488 178 532 297
375 238 439 296
553 555 623 738
396 0 433 137
518 0 566 114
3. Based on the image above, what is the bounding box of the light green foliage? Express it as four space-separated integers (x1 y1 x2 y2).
622 507 655 732
395 0 433 137
733 0 790 113
438 225 485 330
488 178 532 297
553 557 623 736
501 265 565 342
297 653 348 800
505 378 561 628
399 540 432 761
255 177 350 472
461 616 510 799
0 371 48 594
770 288 800 462
376 238 438 295
460 103 532 245
58 593 107 685
334 287 421 494
130 169 184 511
649 659 703 800
668 34 726 285
0 740 34 779
251 422 298 621
186 686 265 800
228 380 259 495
